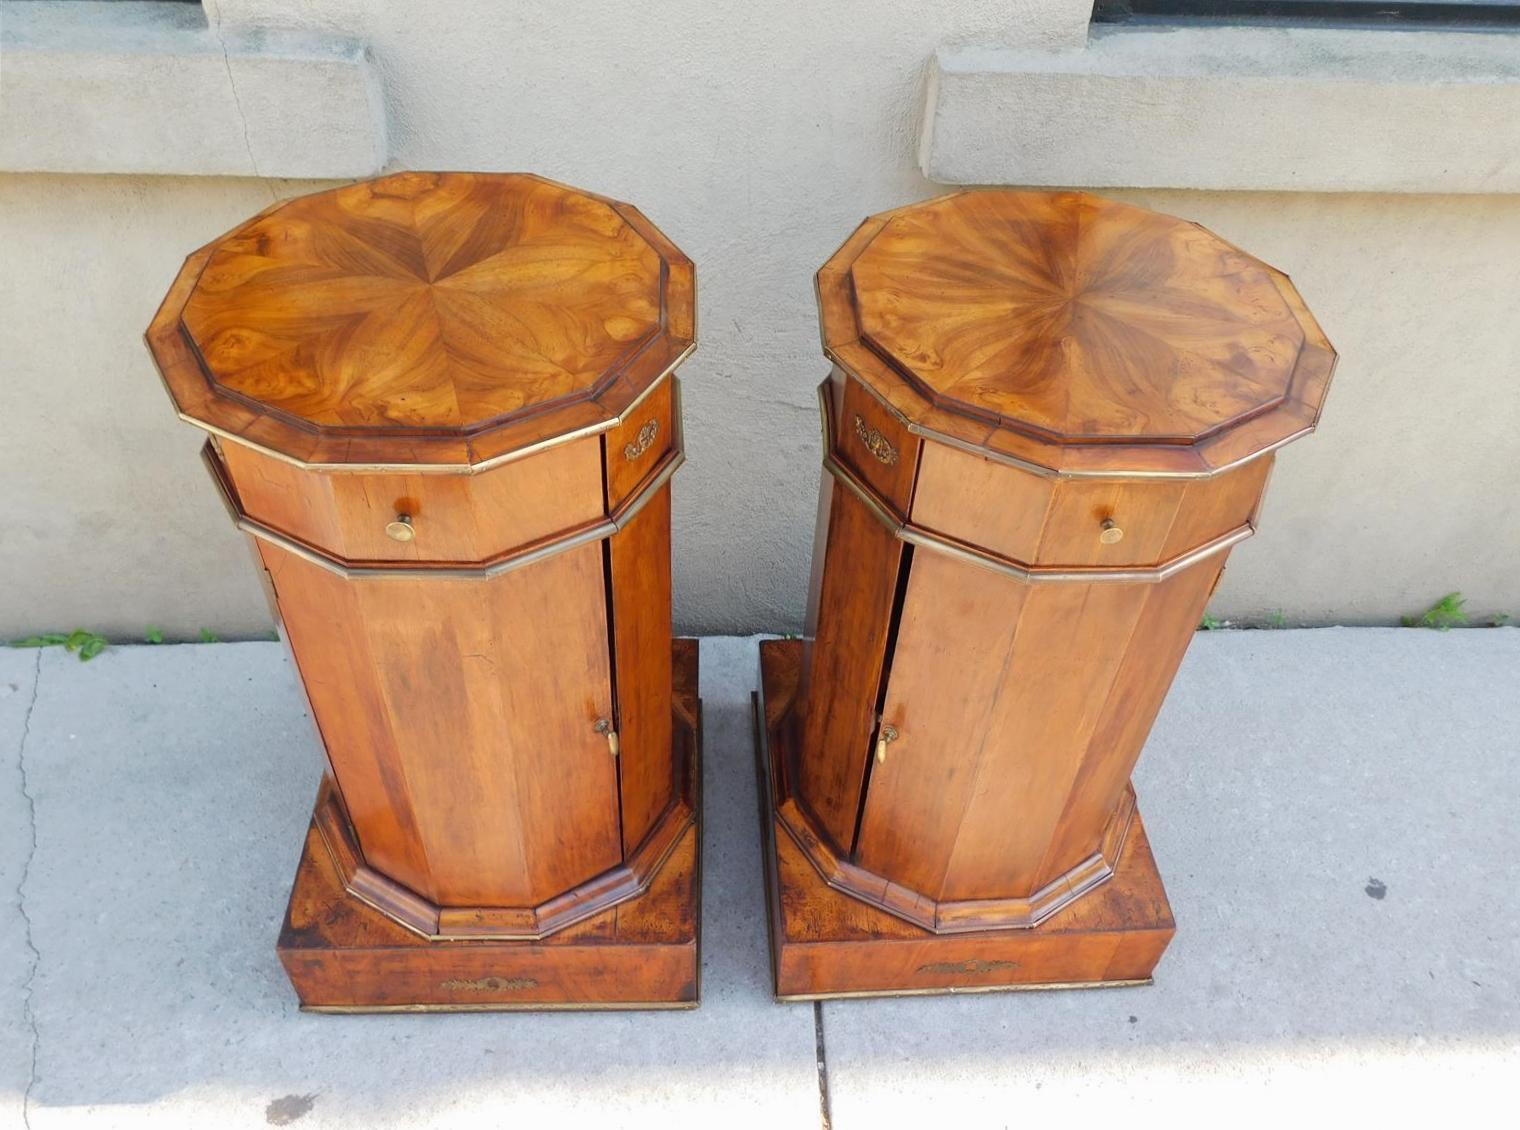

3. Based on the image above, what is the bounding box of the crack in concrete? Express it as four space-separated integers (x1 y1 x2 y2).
15 652 42 1130
208 7 275 199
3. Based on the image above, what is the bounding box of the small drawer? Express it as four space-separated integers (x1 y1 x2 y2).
911 443 1272 571
1034 479 1193 567
1037 457 1273 568
605 376 676 511
217 437 606 567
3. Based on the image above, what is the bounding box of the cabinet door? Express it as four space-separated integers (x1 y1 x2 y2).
797 486 906 852
478 541 624 903
855 550 1217 904
267 538 623 908
606 486 676 854
851 552 1029 900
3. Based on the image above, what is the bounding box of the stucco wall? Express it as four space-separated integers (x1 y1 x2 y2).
2 1 1517 638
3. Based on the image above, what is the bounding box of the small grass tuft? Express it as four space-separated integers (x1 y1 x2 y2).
12 633 69 649
11 629 108 661
145 626 164 644
1199 612 1223 631
198 628 221 644
1265 609 1288 630
1402 592 1467 631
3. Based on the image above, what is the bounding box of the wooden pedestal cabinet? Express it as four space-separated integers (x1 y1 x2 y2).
757 191 1337 999
147 172 701 1011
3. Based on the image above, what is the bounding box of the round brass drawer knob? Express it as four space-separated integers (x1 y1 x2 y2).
1099 518 1124 545
385 515 415 543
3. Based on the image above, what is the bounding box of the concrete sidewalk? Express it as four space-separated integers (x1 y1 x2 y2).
3 630 1517 1128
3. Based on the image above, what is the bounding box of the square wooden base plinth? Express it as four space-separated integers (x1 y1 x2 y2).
755 638 1174 1001
275 641 702 1013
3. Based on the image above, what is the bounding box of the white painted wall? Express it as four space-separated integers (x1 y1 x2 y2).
1 0 1517 638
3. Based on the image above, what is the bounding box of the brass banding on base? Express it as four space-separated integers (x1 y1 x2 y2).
303 999 701 1014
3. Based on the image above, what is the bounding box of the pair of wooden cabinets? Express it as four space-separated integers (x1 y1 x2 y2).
148 174 1333 1009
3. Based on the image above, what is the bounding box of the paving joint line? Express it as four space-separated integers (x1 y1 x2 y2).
813 1001 832 1130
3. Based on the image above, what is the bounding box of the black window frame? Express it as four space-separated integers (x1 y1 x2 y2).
1093 0 1520 29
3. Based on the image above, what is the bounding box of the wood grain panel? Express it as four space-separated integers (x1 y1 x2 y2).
836 377 919 512
278 641 700 1009
1037 479 1190 567
772 807 1172 998
938 581 1150 900
854 553 1028 896
328 437 603 562
181 172 662 432
280 814 698 1009
149 173 697 472
759 639 1174 999
1036 557 1225 886
911 449 1265 570
608 486 676 853
354 578 537 905
473 543 621 901
268 541 619 907
259 543 435 899
797 486 905 851
1161 455 1273 558
848 192 1304 443
813 191 1335 479
909 443 1052 563
605 377 673 508
221 436 604 565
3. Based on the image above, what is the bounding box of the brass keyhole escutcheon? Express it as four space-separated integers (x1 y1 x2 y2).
594 717 620 758
875 723 899 765
385 514 415 542
1099 517 1124 545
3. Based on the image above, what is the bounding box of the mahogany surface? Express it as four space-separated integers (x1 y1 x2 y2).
772 190 1334 997
816 191 1334 477
262 539 623 909
279 641 702 1011
219 433 606 566
758 640 1173 1000
147 172 696 470
147 174 699 1008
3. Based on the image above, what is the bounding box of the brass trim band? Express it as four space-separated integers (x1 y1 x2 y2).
773 978 1153 1004
303 1000 702 1014
817 382 1254 585
178 350 695 476
826 357 1307 482
202 382 686 581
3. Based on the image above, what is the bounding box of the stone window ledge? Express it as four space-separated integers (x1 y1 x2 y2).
921 25 1520 194
0 1 386 178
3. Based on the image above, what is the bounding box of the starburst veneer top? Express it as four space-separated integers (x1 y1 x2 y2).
818 192 1335 478
148 172 695 469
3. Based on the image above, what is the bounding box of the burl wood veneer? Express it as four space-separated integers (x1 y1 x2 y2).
759 191 1336 999
146 172 700 1010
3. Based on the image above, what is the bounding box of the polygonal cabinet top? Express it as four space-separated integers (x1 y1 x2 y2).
147 172 695 470
818 191 1335 478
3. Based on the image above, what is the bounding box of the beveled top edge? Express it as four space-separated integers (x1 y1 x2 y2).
816 189 1336 475
164 363 693 477
148 172 696 469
